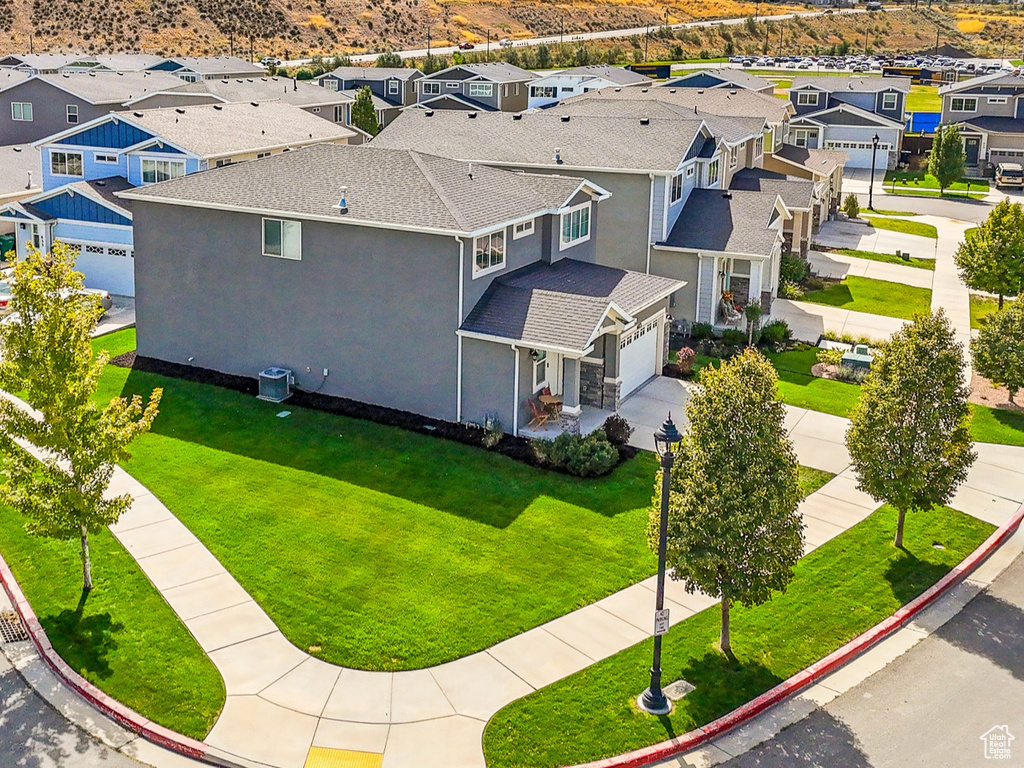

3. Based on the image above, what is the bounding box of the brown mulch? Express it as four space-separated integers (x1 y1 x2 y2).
971 371 1024 413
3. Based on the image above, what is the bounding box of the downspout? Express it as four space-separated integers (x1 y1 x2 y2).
646 172 655 274
456 236 465 423
694 253 703 324
512 345 520 437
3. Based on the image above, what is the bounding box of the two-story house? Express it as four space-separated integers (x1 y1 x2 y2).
144 56 266 82
0 101 355 295
938 72 1024 175
414 62 535 112
119 143 682 435
662 68 776 96
0 53 164 74
0 71 186 144
316 66 422 127
526 65 650 110
787 75 910 169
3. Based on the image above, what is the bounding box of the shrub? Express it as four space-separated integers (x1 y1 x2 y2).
780 253 810 286
677 346 697 374
602 414 633 446
720 329 747 347
699 48 711 59
843 193 860 219
816 347 845 367
294 67 315 80
780 283 804 300
482 418 504 448
804 276 828 292
691 322 715 340
533 431 619 477
759 319 791 347
833 365 869 384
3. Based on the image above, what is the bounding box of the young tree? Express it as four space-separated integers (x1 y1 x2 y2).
0 243 162 591
972 300 1024 403
846 311 975 549
843 192 860 220
928 124 965 194
954 198 1024 309
375 51 404 68
351 86 381 137
651 349 804 655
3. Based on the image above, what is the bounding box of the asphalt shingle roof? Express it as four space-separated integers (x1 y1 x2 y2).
119 143 591 234
939 72 1024 95
662 189 781 256
552 65 651 86
553 99 765 143
729 168 814 210
952 116 1024 134
372 109 705 173
461 259 682 350
0 69 32 92
123 101 354 158
36 72 185 103
322 66 421 82
146 77 354 108
772 144 847 177
67 176 134 214
561 85 791 123
666 67 773 91
159 56 265 76
790 75 911 93
427 62 536 83
0 144 40 198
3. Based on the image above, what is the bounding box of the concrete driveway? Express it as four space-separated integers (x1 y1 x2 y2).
807 250 934 290
769 298 909 344
813 219 937 260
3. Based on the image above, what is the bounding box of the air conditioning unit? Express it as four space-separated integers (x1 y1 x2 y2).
258 367 293 403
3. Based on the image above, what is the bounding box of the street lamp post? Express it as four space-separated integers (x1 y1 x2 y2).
638 414 682 716
868 133 880 211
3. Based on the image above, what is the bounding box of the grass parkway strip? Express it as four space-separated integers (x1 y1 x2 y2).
862 217 939 240
798 276 932 321
481 505 994 768
830 248 935 271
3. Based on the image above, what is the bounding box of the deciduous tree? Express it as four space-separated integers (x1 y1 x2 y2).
375 51 403 68
351 86 381 137
651 349 803 655
954 198 1024 309
0 243 162 591
972 299 1024 403
928 124 966 194
846 311 974 548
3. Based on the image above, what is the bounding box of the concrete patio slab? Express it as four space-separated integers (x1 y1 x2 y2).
382 716 485 768
260 656 342 717
798 492 874 531
429 652 533 721
543 603 648 662
321 669 393 723
134 541 227 591
312 718 390 753
206 695 318 768
209 633 307 696
114 517 199 560
389 668 456 724
185 600 279 653
160 571 254 621
487 628 594 690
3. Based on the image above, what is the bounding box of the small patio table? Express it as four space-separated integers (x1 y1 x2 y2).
538 394 563 415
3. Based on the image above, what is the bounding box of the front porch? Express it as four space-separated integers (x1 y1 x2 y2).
519 404 615 440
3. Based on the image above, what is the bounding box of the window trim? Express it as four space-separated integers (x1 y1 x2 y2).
422 81 441 96
950 96 978 113
559 201 592 251
66 104 79 124
94 153 118 164
531 85 557 99
796 91 819 107
512 219 534 240
140 157 186 184
670 173 683 203
468 82 493 98
707 158 721 187
262 217 302 261
989 96 1009 105
533 350 548 391
387 79 400 95
323 78 339 91
50 150 84 177
881 92 898 111
472 227 506 277
11 102 33 121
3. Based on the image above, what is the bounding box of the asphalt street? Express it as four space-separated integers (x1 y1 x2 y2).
723 552 1024 767
856 192 996 223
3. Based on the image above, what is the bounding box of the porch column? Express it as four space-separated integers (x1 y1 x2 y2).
562 357 581 414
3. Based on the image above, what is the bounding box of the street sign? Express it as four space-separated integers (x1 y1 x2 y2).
654 608 670 636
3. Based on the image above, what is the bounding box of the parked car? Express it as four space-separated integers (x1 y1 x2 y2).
996 162 1024 189
261 57 282 66
0 281 13 317
499 38 513 47
458 42 475 50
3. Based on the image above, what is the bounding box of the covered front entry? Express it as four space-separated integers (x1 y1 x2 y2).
965 136 981 167
618 317 660 397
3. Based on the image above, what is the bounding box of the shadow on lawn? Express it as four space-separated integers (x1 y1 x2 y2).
116 369 654 528
883 548 950 606
42 590 121 680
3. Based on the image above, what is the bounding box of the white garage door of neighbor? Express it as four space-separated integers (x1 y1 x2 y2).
843 147 890 170
619 318 659 397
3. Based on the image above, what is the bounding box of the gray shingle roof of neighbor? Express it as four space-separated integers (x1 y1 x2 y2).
0 53 80 69
0 144 40 198
427 62 537 82
552 99 765 143
65 176 135 214
790 75 912 93
339 88 394 111
729 168 815 210
939 71 1024 95
118 143 595 235
952 115 1024 134
322 66 421 81
372 109 705 173
92 54 166 71
562 85 792 123
665 67 773 91
461 259 683 351
662 189 781 256
122 101 355 158
772 144 848 177
158 56 266 76
0 69 32 92
145 76 355 107
37 71 187 104
553 64 651 86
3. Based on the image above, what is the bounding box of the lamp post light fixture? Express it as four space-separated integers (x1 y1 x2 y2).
638 414 682 716
868 133 880 211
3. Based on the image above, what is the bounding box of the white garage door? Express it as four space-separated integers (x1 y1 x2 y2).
827 144 891 170
619 317 660 398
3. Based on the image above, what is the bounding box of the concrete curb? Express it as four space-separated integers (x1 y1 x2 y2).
573 502 1024 768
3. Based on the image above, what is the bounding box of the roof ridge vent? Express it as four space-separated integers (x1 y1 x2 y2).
512 113 522 120
175 107 185 114
213 104 222 110
641 87 649 93
669 88 677 93
640 117 650 126
560 114 570 122
468 111 477 118
425 110 434 117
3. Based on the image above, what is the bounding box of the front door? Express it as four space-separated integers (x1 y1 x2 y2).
965 136 981 166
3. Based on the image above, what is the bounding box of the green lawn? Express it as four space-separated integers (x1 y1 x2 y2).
882 172 990 198
863 216 939 239
800 276 932 321
969 294 1006 330
906 85 941 113
866 208 919 216
0 502 224 738
798 465 834 497
482 505 994 768
830 248 935 271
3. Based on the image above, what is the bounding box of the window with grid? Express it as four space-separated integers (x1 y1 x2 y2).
474 229 505 275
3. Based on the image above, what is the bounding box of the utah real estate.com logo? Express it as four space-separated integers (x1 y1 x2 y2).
980 726 1014 760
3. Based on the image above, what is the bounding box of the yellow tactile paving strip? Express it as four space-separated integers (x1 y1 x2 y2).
304 746 383 768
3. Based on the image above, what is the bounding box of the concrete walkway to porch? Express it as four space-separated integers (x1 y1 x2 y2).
767 298 910 344
806 249 934 289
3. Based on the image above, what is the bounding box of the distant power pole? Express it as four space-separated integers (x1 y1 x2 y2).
778 22 783 58
427 27 432 57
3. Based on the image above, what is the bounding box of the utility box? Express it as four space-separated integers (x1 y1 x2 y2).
258 367 293 403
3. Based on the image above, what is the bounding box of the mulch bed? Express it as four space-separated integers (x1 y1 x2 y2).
110 351 638 474
971 371 1024 413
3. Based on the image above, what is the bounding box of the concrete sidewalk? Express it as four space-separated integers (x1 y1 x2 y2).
812 218 937 259
926 215 974 384
807 249 934 290
769 297 909 343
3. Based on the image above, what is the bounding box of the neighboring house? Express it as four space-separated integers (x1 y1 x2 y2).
0 144 41 256
0 53 164 74
650 188 790 329
123 77 356 127
414 63 535 112
762 144 847 227
662 68 776 96
939 72 1024 175
729 168 815 258
787 76 910 169
526 65 650 110
145 56 265 82
0 101 355 295
120 143 682 435
0 71 186 144
316 66 422 127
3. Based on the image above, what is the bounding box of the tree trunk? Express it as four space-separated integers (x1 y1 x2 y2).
894 509 906 549
1010 388 1017 405
999 294 1005 310
720 598 731 655
80 524 93 591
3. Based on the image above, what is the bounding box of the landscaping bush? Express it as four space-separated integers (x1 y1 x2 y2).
691 322 715 341
602 414 634 446
803 276 829 292
677 346 697 374
720 329 747 347
833 366 869 384
482 418 504 448
294 67 315 80
780 253 810 286
816 347 845 367
844 193 860 219
758 320 792 348
780 283 804 300
533 431 619 477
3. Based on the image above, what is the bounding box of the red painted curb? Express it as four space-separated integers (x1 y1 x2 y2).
572 502 1024 768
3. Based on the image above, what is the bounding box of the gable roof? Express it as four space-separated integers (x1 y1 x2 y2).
372 109 706 173
424 62 536 83
665 68 773 92
662 189 784 257
772 144 848 177
949 115 1024 135
321 66 421 82
553 98 765 143
0 144 40 200
153 56 265 77
729 168 814 209
0 69 32 92
339 88 395 112
5 71 183 103
542 65 650 86
790 102 904 129
118 143 606 236
790 76 911 94
65 176 135 217
563 85 792 123
461 259 682 352
127 76 354 108
939 71 1024 95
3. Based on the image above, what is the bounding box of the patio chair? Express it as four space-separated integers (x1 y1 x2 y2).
527 397 553 430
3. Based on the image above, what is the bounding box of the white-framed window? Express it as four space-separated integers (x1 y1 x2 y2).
141 158 185 183
469 83 493 98
334 104 346 122
215 158 233 168
323 78 339 91
796 91 819 107
95 154 118 163
685 166 695 178
30 223 42 250
66 104 79 124
422 82 441 95
514 83 519 95
513 219 534 240
881 93 898 111
559 202 591 250
533 350 547 391
178 72 200 83
707 158 720 187
950 97 977 112
989 96 1009 104
388 79 399 95
263 218 301 260
793 129 815 148
446 82 459 90
754 135 763 157
257 151 271 159
531 85 557 99
50 150 83 177
473 228 505 276
670 173 683 203
11 102 32 121
729 146 738 168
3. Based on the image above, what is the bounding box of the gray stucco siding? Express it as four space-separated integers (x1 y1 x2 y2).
649 247 699 322
132 201 462 421
460 337 515 428
1 79 113 144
